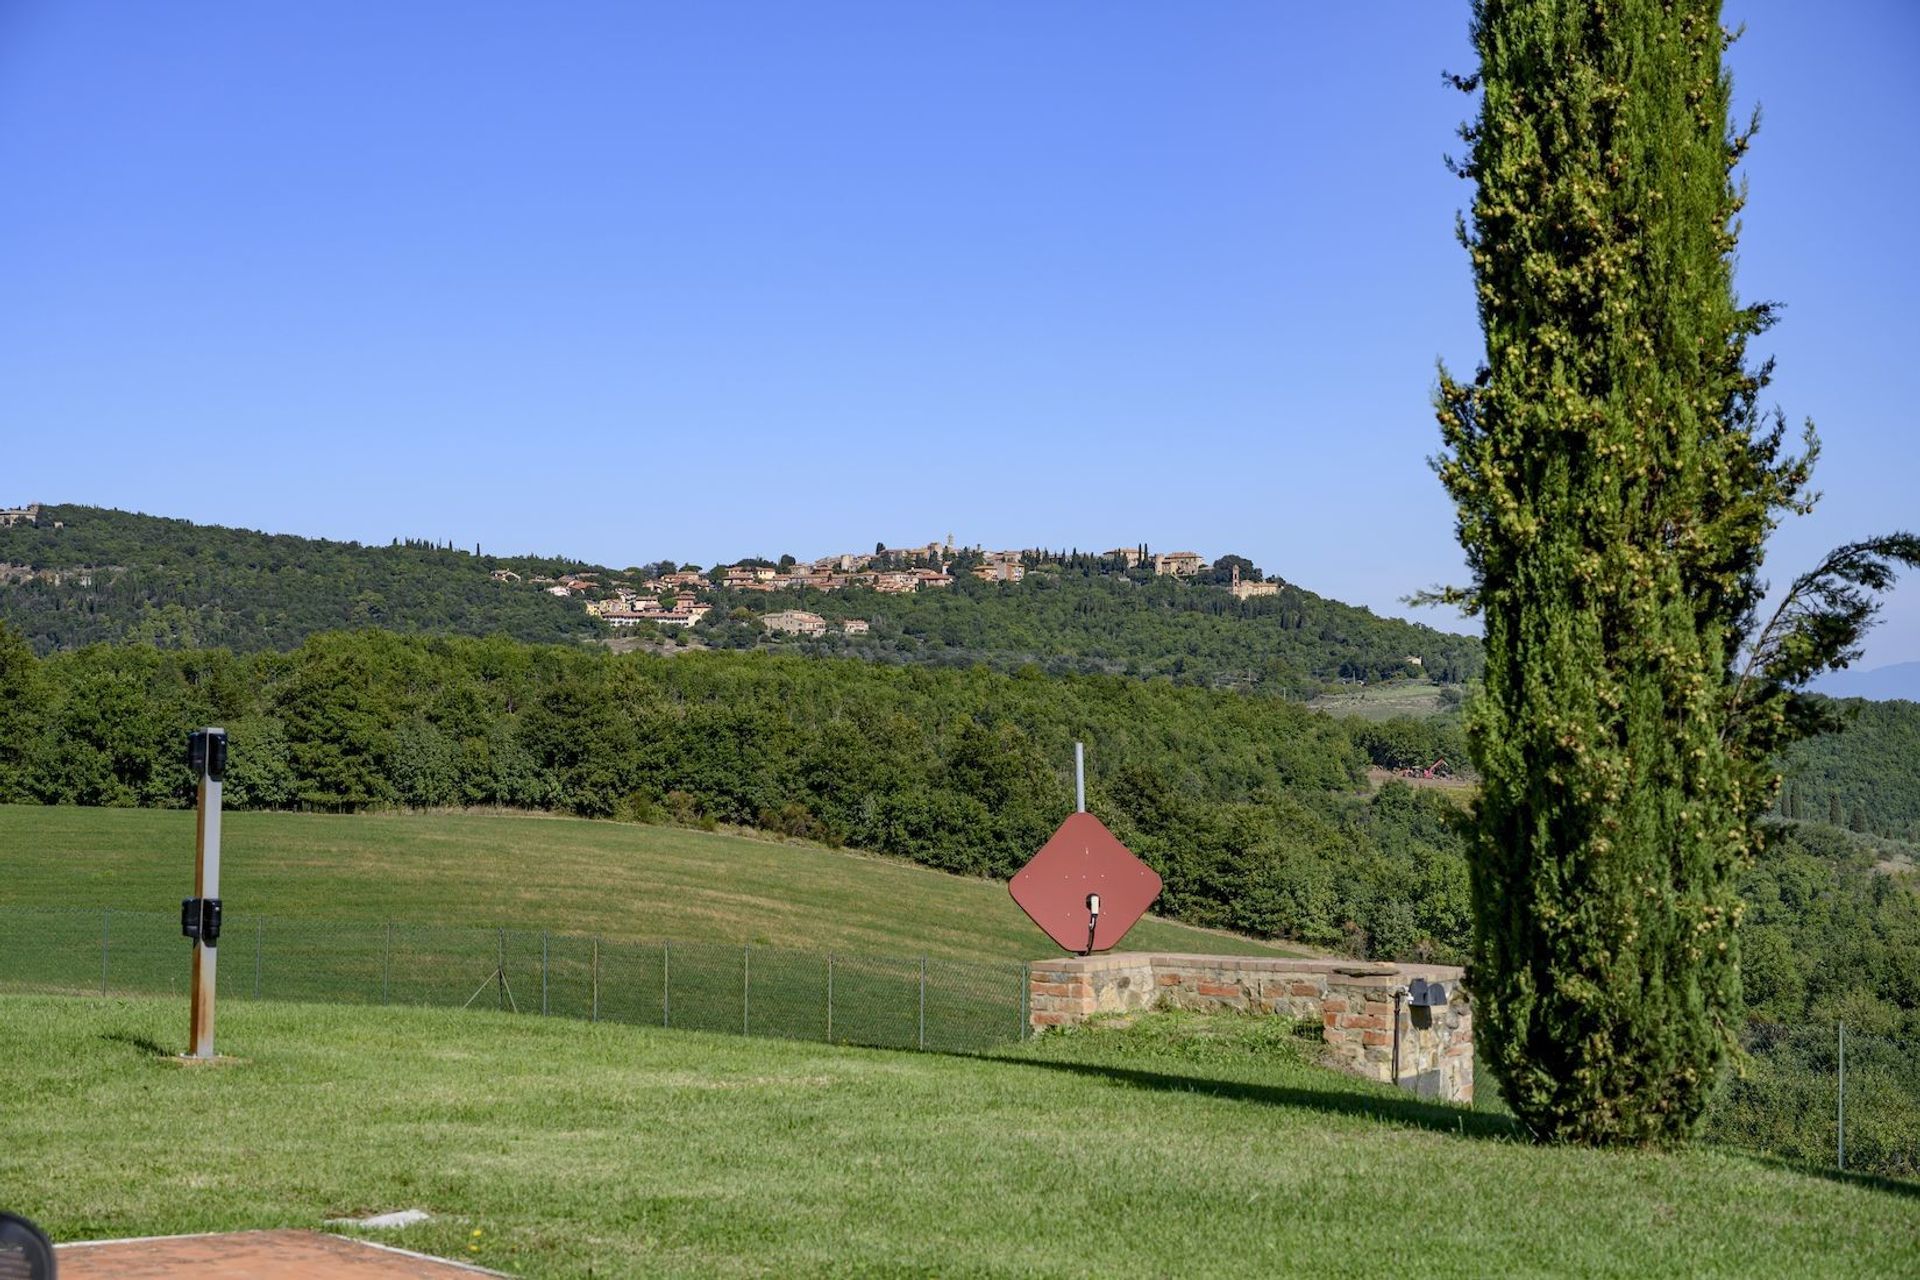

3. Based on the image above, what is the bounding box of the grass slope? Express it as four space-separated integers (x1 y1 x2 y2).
3 996 1913 1278
0 806 1295 965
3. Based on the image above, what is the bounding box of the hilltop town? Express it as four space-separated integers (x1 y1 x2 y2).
510 537 1285 636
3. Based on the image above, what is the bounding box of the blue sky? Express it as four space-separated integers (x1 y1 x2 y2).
2 2 1915 665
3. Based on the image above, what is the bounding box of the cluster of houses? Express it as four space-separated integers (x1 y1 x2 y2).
715 553 955 594
0 503 61 530
762 610 869 637
493 537 1278 633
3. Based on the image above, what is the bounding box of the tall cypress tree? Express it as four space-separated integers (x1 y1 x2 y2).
1433 1 1917 1143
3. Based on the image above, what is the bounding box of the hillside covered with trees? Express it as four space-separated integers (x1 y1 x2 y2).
1779 698 1920 843
0 504 604 652
697 562 1481 694
1 506 1478 694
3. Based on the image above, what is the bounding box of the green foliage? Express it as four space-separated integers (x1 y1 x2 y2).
1349 715 1469 773
697 566 1481 693
0 505 605 653
1780 698 1920 843
1432 1 1914 1145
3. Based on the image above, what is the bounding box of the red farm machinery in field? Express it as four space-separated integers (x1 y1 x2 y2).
1399 758 1451 780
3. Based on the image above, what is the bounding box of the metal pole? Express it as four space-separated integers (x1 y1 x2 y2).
542 931 550 1016
1020 963 1029 1040
826 953 834 1043
1837 1022 1847 1171
919 955 927 1050
254 917 262 1000
662 941 670 1027
100 908 110 997
497 928 506 1011
1074 741 1086 813
382 921 392 1005
592 937 600 1023
187 732 224 1060
743 945 751 1036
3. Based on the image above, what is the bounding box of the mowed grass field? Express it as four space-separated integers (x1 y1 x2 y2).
0 805 1296 965
1306 678 1456 722
4 996 1915 1279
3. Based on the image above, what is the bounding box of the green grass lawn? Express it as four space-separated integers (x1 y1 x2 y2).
3 996 1913 1278
0 805 1296 966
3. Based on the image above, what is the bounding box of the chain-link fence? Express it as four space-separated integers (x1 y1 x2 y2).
0 906 1028 1055
1705 1020 1920 1182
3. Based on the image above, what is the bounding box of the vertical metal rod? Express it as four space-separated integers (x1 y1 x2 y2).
918 955 927 1050
497 928 506 1011
1391 988 1405 1084
826 954 834 1043
1074 741 1086 813
743 945 751 1036
1837 1021 1847 1171
382 921 392 1005
100 908 110 997
1021 963 1029 1040
542 931 550 1016
254 917 263 1000
187 743 224 1060
662 941 670 1027
592 937 600 1023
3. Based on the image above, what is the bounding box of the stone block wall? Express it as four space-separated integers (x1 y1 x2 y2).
1027 953 1473 1104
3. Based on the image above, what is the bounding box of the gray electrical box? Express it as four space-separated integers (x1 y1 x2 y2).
1408 977 1451 1007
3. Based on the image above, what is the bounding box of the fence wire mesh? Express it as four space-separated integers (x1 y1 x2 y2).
11 907 1908 1180
1705 1020 1920 1181
0 906 1027 1057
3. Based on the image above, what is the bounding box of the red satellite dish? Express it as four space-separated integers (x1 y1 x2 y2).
1009 811 1162 953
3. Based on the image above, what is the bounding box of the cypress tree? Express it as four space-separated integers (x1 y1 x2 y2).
1432 1 1917 1143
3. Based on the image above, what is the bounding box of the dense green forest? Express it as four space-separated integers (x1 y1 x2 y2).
0 505 603 652
1778 698 1920 843
0 624 1912 1035
696 561 1482 694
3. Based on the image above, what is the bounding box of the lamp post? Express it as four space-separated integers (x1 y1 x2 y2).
183 728 227 1060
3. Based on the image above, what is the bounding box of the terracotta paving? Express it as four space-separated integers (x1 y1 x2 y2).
56 1229 509 1278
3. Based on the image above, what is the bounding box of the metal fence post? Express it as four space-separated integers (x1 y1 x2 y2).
1837 1021 1847 1171
592 937 600 1023
919 955 927 1051
542 931 550 1016
1020 963 1029 1041
382 921 392 1005
662 941 670 1027
100 908 110 997
743 944 751 1036
254 917 263 1000
826 953 834 1043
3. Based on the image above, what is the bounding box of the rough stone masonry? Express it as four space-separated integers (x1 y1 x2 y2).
1027 953 1474 1104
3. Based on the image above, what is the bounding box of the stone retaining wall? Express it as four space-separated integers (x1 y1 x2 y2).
1028 953 1473 1104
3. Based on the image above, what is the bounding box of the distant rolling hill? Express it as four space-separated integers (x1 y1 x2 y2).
0 503 602 653
0 503 1480 695
0 805 1297 966
1812 660 1920 704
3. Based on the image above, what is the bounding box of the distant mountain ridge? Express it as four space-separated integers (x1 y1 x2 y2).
1812 661 1920 704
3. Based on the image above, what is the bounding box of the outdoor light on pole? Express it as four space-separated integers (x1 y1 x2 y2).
183 727 227 1060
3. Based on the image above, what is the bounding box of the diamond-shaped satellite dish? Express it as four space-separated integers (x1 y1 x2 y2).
1010 811 1163 953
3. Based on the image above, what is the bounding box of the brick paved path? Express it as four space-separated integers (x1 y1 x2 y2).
56 1229 509 1278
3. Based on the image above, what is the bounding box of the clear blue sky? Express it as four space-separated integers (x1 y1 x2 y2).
3 2 1915 664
